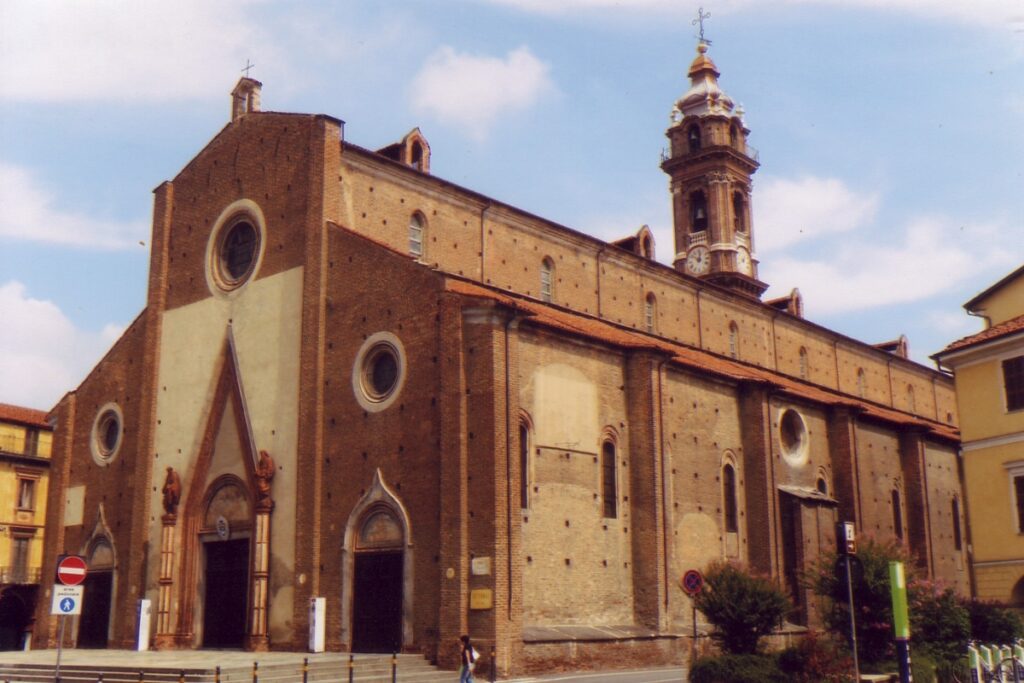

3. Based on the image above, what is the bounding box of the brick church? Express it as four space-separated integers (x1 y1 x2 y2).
36 40 967 672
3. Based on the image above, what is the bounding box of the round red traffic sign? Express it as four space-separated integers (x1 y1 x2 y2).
56 555 88 586
681 569 704 596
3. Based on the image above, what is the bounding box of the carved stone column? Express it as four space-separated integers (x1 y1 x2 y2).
154 513 177 648
247 450 275 651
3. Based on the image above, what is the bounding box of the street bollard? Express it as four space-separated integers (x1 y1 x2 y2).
391 652 397 683
98 675 104 683
490 646 496 683
214 667 220 683
252 661 258 683
138 670 144 683
302 656 308 683
179 669 185 683
348 654 354 683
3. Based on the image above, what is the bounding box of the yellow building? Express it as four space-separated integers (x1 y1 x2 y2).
0 403 52 650
935 265 1024 603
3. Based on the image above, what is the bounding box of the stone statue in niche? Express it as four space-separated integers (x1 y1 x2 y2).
161 466 181 517
255 449 276 511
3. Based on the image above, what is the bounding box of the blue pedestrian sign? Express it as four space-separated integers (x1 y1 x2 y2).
51 585 84 615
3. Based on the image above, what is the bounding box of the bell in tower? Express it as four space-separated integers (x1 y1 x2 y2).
662 37 768 299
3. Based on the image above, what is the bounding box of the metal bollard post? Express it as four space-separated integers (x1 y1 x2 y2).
391 652 398 683
215 667 221 683
302 657 308 683
179 670 185 683
98 675 104 683
139 671 144 683
490 646 496 683
252 661 258 683
348 654 354 683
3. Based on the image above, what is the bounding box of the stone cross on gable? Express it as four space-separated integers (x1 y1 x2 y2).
692 7 712 44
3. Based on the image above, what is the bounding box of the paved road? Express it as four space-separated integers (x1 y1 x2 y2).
508 666 685 683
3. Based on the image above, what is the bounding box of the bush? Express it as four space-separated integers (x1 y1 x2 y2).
911 581 970 666
966 600 1024 644
689 654 785 683
691 561 791 654
777 631 854 682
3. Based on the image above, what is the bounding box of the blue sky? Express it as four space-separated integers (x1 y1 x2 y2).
1 0 1022 410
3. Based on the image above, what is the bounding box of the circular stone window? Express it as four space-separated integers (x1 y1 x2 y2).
90 403 124 465
205 200 266 295
352 332 407 412
778 408 809 466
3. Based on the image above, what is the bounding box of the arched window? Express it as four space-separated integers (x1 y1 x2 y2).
799 347 809 380
645 293 656 333
641 234 652 259
857 368 867 398
540 257 554 303
723 462 738 533
907 384 916 412
408 213 425 257
952 497 962 551
892 488 904 541
729 123 739 148
519 421 530 509
816 476 828 495
687 124 702 152
733 192 747 233
690 191 708 233
411 141 424 171
601 440 617 518
728 322 739 359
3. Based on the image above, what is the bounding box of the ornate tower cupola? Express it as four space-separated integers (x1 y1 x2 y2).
662 39 768 299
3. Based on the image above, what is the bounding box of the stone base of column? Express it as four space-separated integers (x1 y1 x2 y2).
246 634 271 652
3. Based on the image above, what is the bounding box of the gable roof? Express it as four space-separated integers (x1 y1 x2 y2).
964 264 1024 313
936 313 1024 357
445 278 958 442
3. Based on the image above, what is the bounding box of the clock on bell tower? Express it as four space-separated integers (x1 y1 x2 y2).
661 38 768 299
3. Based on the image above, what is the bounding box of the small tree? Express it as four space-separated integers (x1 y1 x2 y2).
966 600 1024 644
691 561 791 655
911 580 970 666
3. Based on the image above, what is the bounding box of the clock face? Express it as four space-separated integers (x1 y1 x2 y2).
737 247 752 275
686 246 710 275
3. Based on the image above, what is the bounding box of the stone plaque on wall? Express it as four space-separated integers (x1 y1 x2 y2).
471 556 492 576
470 588 493 610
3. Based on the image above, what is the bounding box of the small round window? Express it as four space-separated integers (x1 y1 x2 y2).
353 332 407 412
218 218 259 286
90 403 123 465
779 408 808 466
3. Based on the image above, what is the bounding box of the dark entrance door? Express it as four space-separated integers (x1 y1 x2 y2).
202 538 250 648
351 551 402 653
0 589 31 650
77 572 113 648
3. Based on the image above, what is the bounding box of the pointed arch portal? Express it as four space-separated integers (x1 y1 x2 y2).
341 469 414 653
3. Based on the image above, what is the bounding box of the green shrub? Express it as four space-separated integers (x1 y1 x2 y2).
911 581 970 666
689 654 785 683
911 651 938 683
966 600 1024 644
776 631 854 682
691 561 791 654
934 657 970 683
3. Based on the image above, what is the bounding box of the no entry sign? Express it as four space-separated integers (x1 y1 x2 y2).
56 555 87 586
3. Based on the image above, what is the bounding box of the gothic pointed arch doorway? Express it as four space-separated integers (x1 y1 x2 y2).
199 476 252 649
77 537 115 648
341 470 414 653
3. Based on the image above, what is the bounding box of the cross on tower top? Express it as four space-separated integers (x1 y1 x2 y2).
692 7 712 44
241 59 256 78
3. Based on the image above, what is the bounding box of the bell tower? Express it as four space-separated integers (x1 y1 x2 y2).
661 39 768 298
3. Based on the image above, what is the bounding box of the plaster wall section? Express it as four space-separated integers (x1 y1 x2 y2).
963 441 1024 564
852 422 905 541
517 331 634 626
320 226 445 653
837 346 892 406
150 267 303 642
662 370 744 629
934 382 959 427
889 366 938 419
922 441 969 592
955 360 1024 441
698 297 773 366
974 277 1024 326
638 277 701 346
597 254 647 329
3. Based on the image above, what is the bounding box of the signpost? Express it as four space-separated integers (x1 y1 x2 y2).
53 555 87 683
836 522 860 682
889 561 913 683
680 569 704 648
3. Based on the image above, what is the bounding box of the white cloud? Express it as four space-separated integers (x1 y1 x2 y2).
0 281 123 410
761 215 1021 315
755 176 879 253
0 162 146 249
410 46 555 140
482 0 1020 28
0 1 269 102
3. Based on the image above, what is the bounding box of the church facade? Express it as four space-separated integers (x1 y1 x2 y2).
36 43 967 672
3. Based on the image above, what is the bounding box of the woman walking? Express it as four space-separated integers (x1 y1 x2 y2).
458 634 477 683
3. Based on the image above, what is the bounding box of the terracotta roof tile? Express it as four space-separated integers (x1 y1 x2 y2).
938 313 1024 355
445 279 959 442
0 403 51 429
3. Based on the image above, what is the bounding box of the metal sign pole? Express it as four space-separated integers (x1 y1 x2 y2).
845 553 860 681
55 613 66 683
